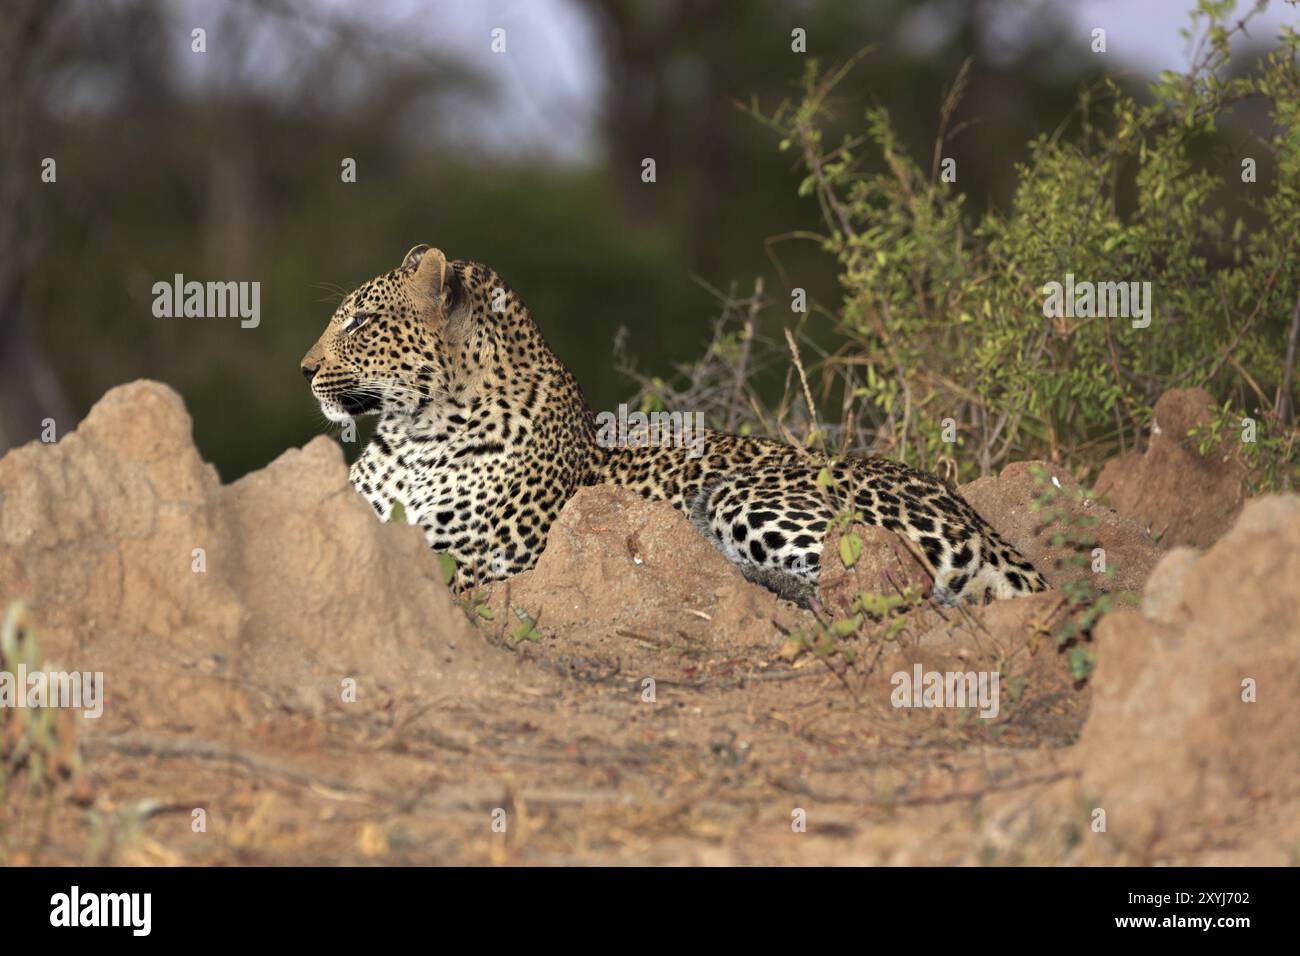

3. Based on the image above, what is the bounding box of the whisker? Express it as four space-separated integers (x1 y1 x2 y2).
354 380 436 402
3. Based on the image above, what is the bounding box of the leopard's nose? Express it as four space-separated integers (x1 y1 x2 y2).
301 362 319 381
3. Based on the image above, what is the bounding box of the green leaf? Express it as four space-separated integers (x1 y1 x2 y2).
1068 647 1095 682
839 531 863 569
510 608 542 642
437 553 457 586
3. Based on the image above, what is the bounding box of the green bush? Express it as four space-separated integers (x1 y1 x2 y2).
643 1 1299 488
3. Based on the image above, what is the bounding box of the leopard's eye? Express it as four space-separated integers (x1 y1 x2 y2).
343 312 375 335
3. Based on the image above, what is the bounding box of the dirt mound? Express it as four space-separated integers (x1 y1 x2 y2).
0 381 510 737
1095 388 1249 547
483 484 815 678
960 460 1160 596
1070 495 1300 863
0 380 1283 865
489 484 1092 748
1 382 543 863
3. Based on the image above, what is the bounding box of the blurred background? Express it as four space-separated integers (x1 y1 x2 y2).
1 0 1294 479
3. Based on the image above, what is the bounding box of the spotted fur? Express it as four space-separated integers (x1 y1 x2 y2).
301 246 1047 604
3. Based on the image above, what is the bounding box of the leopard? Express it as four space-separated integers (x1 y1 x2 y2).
300 244 1047 606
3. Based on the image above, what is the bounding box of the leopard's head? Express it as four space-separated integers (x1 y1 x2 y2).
300 244 462 422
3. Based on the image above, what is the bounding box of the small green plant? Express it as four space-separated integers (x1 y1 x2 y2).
509 608 543 643
424 550 497 624
1189 398 1299 493
784 514 924 670
1026 465 1134 682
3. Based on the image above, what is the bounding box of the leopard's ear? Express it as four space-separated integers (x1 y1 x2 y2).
402 244 450 304
401 244 432 271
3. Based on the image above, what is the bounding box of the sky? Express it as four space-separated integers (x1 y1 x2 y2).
168 0 1298 161
1059 0 1293 70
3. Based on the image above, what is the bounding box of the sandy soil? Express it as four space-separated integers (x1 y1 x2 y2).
1 382 1295 865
